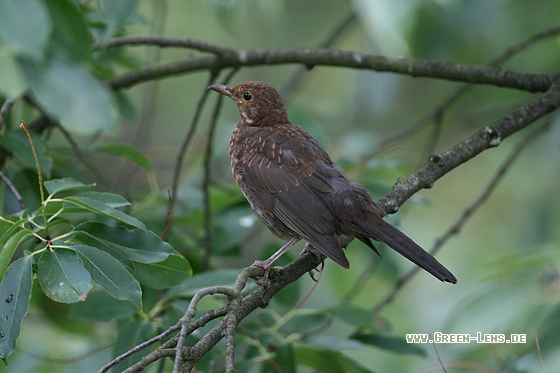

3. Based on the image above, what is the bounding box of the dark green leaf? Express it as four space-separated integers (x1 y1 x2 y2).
0 229 32 279
114 90 136 119
295 345 374 373
43 177 94 196
0 0 51 59
43 0 91 60
70 231 132 268
37 249 93 303
3 131 53 174
0 255 33 363
329 304 376 327
112 320 155 372
69 291 136 321
98 0 137 41
64 196 146 230
279 310 332 336
73 222 173 263
0 54 27 98
132 255 191 289
76 192 130 208
94 143 153 171
352 333 426 357
311 336 367 352
165 269 241 299
71 244 142 309
20 56 113 134
262 343 296 373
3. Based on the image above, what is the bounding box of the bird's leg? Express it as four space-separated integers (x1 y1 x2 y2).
252 237 300 285
300 243 326 282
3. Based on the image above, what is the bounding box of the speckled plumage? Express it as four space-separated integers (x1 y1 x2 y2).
209 81 456 283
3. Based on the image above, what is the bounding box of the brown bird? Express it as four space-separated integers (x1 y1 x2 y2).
208 81 456 284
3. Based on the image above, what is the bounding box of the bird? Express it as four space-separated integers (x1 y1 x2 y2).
208 81 457 284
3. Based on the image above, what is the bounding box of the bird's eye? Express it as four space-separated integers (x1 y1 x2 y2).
243 92 252 101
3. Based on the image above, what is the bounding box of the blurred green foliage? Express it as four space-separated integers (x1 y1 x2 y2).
0 0 559 372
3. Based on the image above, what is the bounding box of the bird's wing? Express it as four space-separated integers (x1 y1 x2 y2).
239 129 349 267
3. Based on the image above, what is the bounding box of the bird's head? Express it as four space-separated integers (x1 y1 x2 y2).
208 81 288 125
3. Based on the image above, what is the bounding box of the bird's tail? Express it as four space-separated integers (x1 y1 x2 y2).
363 220 457 283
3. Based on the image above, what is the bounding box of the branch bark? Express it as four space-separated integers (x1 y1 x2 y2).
378 79 560 213
106 43 553 93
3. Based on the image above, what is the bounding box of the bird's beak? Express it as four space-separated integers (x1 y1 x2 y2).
207 84 235 98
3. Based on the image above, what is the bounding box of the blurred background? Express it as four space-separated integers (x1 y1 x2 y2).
2 0 560 372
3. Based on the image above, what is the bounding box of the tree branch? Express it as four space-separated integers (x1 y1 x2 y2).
378 80 560 213
372 112 556 314
0 99 15 126
107 44 553 92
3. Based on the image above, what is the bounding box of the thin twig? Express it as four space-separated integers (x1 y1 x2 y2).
99 307 229 373
535 325 544 367
173 286 238 372
225 297 240 373
280 12 357 97
55 123 124 194
372 113 556 314
420 361 501 373
0 98 15 126
431 335 449 373
0 171 26 211
120 1 168 190
169 71 219 217
361 25 560 163
202 68 239 270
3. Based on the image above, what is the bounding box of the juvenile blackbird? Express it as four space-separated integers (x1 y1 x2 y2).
208 81 457 284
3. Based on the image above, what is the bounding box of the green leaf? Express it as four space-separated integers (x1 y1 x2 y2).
132 255 192 289
279 310 332 336
311 336 367 352
112 320 155 372
63 196 146 230
165 269 240 299
43 0 91 61
329 305 376 327
20 56 113 134
76 192 130 208
295 345 373 373
2 131 53 174
69 291 136 321
43 177 94 196
0 229 32 280
352 333 426 357
37 249 93 303
94 143 153 171
0 0 51 59
0 219 29 245
98 0 138 42
0 53 27 98
70 231 132 268
71 244 142 309
262 343 296 373
73 222 172 263
0 255 33 364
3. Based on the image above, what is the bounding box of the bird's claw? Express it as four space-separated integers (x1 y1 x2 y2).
252 260 272 286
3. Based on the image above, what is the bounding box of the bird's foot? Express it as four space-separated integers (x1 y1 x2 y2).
251 237 301 286
252 259 273 286
300 243 325 282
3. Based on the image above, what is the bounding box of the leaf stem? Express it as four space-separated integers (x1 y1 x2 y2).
20 120 50 239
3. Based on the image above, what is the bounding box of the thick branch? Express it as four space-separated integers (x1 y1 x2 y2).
182 254 323 369
172 84 560 370
378 81 560 212
107 45 553 92
104 35 236 56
